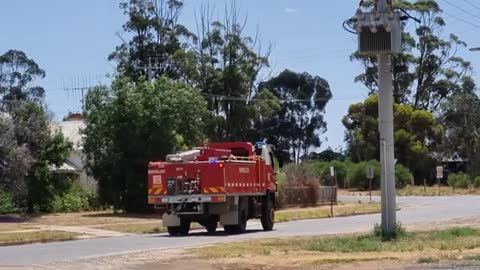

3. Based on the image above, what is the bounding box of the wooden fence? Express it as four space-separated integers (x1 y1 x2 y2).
281 186 337 206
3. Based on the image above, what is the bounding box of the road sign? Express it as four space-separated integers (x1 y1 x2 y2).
367 166 375 179
436 166 443 179
330 166 335 177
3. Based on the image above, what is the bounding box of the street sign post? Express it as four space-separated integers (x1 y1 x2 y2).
436 166 443 195
330 166 335 217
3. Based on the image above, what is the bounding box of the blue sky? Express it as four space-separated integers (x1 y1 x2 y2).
1 0 480 150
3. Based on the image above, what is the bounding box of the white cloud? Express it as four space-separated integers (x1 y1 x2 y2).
285 8 297 14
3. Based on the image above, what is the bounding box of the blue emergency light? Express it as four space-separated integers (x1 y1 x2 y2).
209 157 218 165
256 141 266 147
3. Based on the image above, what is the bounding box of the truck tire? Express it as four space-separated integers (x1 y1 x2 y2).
223 210 247 234
261 196 274 231
204 218 218 234
167 220 191 236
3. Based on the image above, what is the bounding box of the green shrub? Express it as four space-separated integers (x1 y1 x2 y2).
0 190 19 215
395 164 414 189
448 173 459 189
314 160 349 188
455 174 471 189
348 161 381 190
51 185 92 213
448 173 471 189
474 177 480 188
276 175 286 209
374 222 407 240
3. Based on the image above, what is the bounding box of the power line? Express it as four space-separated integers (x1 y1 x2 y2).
440 0 480 21
443 11 480 29
462 0 480 12
200 93 363 103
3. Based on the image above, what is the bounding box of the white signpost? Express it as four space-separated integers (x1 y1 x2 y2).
436 166 443 194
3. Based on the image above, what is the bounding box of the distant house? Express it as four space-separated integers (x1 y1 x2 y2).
50 113 97 192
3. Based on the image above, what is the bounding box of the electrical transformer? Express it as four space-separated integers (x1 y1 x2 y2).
354 9 402 55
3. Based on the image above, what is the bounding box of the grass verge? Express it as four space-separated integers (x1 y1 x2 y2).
96 223 164 234
344 185 480 197
96 222 204 234
191 227 480 266
275 203 380 223
0 231 79 246
0 224 34 232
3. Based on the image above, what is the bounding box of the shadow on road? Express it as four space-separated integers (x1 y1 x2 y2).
156 229 267 238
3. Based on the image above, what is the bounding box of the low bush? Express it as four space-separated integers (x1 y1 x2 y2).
349 161 381 190
448 174 458 189
0 190 19 215
313 160 349 188
50 184 94 213
455 175 471 189
374 222 407 241
281 159 414 192
448 173 471 190
474 176 480 189
395 164 414 189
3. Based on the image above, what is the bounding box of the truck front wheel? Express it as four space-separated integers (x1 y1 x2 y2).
261 197 275 231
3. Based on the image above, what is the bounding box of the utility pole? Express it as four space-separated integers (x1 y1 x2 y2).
135 57 169 83
349 0 402 237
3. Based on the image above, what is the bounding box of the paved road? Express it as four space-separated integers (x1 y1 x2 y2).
1 196 480 267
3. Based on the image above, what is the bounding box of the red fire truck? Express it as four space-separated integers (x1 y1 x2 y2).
147 142 278 236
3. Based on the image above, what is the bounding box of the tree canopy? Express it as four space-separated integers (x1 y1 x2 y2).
83 76 207 211
255 70 333 163
343 95 443 183
0 50 73 213
0 50 46 109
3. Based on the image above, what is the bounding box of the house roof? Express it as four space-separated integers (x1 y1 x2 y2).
50 120 85 150
49 161 82 174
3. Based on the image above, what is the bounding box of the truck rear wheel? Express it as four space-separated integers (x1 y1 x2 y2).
261 197 274 231
223 210 247 234
167 220 191 236
204 218 218 234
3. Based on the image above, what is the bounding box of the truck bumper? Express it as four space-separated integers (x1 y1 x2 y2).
148 194 226 204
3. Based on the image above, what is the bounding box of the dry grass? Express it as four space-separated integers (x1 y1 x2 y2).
191 227 480 267
276 203 380 223
0 231 79 246
96 222 164 234
0 224 34 232
25 210 163 226
97 222 204 234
